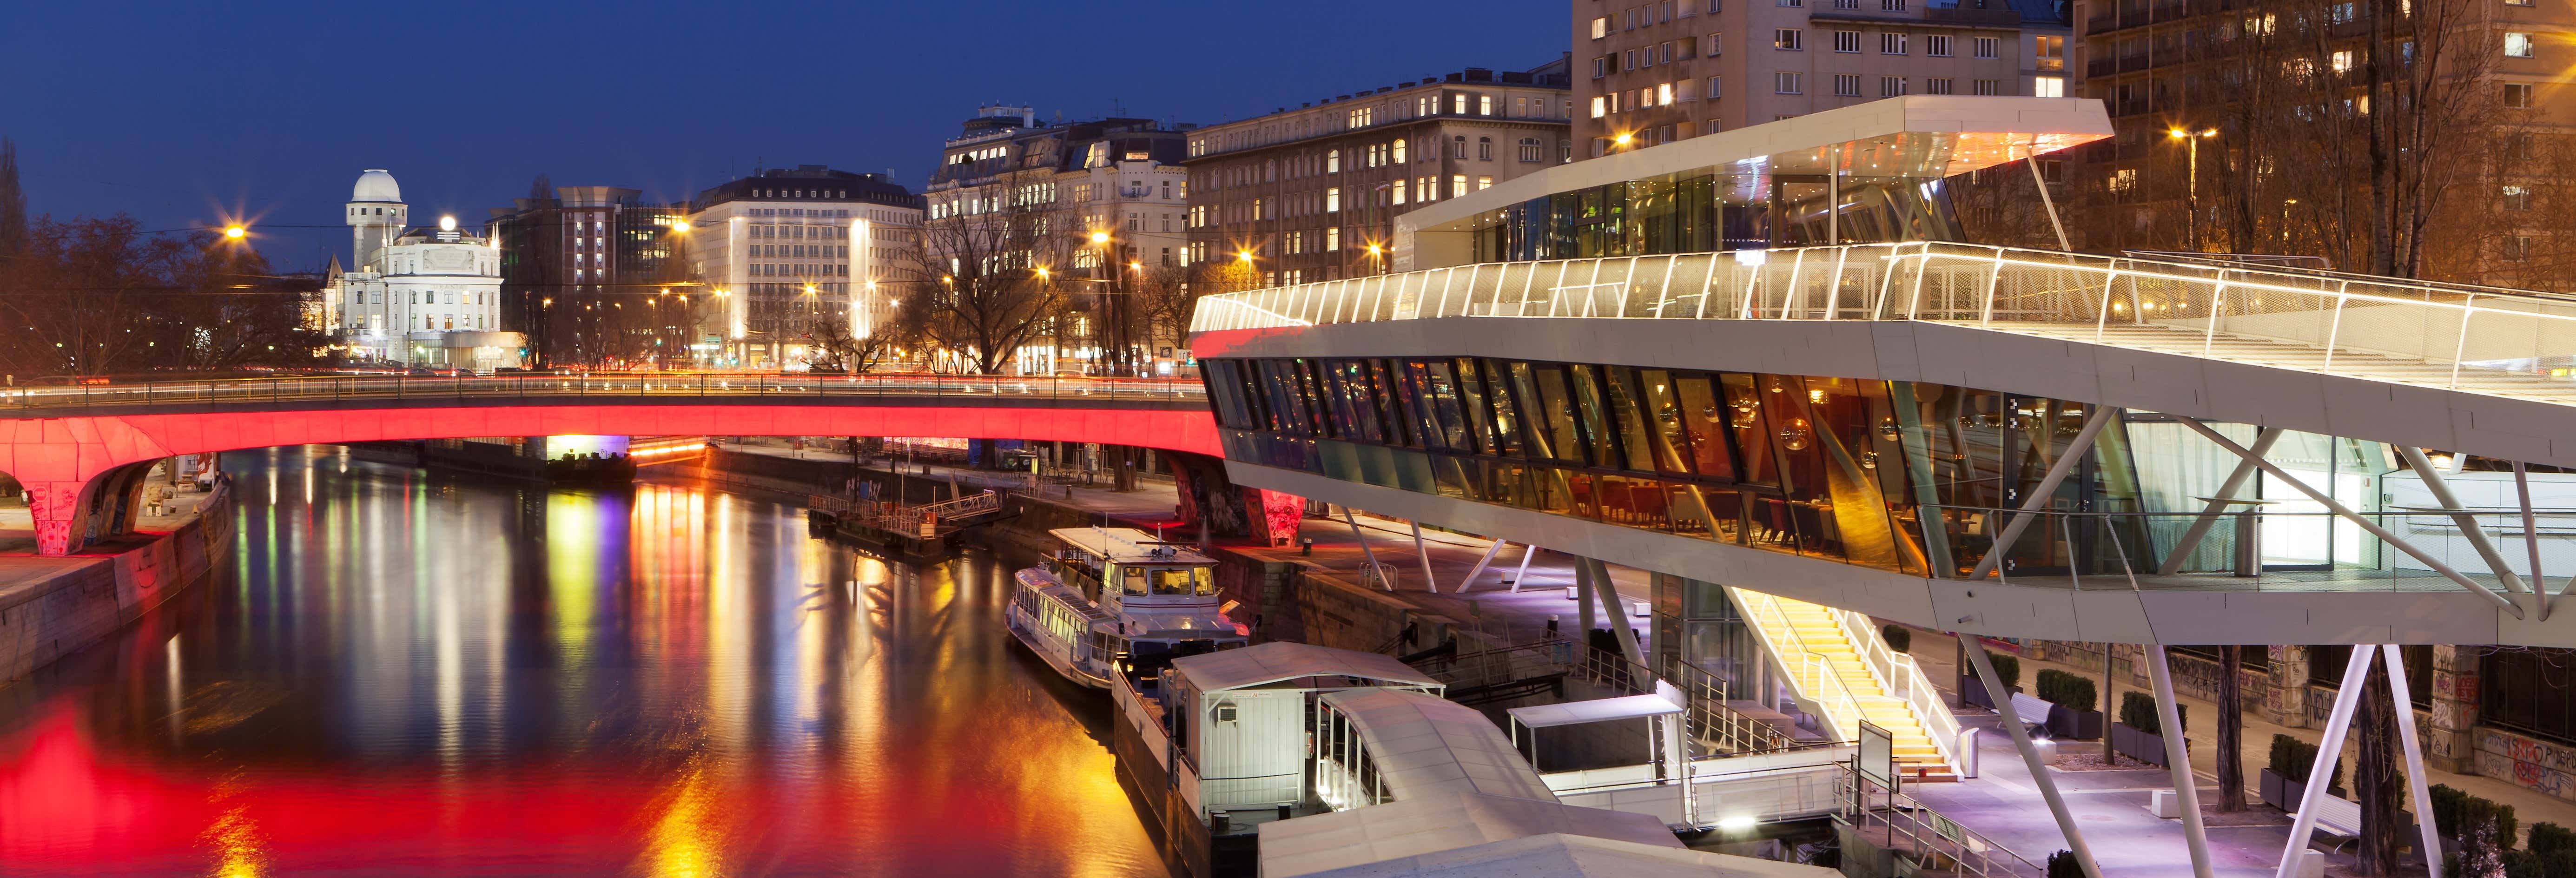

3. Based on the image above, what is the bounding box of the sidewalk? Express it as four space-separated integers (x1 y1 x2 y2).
715 439 1188 522
0 483 214 556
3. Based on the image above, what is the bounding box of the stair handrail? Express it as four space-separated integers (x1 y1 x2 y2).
1731 589 1871 744
1829 609 1964 774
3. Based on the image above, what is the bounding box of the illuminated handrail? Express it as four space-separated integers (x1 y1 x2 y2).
1827 605 1962 774
1189 242 2576 403
0 371 1207 414
1731 590 1876 749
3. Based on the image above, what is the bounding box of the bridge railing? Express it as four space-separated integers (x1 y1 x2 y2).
0 372 1206 413
1189 242 2576 401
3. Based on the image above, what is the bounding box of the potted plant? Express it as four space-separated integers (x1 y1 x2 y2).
2036 669 2103 739
2112 691 2186 767
1963 652 2020 710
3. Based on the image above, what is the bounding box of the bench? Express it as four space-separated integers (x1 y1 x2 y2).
2295 796 2363 850
2008 692 2057 737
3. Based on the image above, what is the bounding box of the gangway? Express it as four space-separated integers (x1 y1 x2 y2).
807 489 1010 556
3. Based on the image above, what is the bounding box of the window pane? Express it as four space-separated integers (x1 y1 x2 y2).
1373 359 1420 447
1452 357 1497 454
1480 360 1526 457
1672 373 1736 479
1605 367 1663 472
1567 364 1621 468
1421 360 1473 451
1525 364 1586 464
1719 373 1778 485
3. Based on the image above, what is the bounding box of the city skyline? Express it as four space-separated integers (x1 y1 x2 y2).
0 0 1567 270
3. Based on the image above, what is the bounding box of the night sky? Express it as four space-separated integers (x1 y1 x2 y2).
4 0 1568 270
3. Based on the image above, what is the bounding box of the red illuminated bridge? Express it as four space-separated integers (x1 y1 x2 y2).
0 372 1217 556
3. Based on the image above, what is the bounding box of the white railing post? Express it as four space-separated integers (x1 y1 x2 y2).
2451 296 2476 389
2324 281 2350 369
2203 283 2226 357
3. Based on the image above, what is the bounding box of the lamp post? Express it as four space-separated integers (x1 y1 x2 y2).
2168 126 2218 251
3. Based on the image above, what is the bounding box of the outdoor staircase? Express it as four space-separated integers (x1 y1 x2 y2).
1731 588 1962 781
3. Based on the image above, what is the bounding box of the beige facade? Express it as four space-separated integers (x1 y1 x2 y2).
1183 61 1572 287
1573 0 2069 157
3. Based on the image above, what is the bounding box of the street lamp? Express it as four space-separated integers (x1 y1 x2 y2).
222 224 247 240
1366 242 1385 275
2168 126 2219 251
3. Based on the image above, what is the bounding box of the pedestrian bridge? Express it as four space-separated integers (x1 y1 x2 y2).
1189 241 2576 646
0 373 1213 556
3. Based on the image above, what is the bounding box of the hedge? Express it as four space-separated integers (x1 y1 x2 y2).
2037 668 2099 713
2119 690 2186 737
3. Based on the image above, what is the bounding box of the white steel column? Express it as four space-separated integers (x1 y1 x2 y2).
2517 463 2553 620
1587 557 1645 668
1456 538 1507 594
2398 446 2529 596
2027 154 2072 251
2178 418 2525 617
1342 508 1389 590
1509 543 1539 594
2147 645 2215 878
2275 652 2374 878
1409 522 1440 594
1967 405 2117 581
2157 428 2284 575
2381 645 2444 878
1966 638 2101 878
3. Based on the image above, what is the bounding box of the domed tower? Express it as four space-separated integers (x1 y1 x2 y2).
347 169 407 271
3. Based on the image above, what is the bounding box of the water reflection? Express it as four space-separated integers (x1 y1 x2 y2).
0 445 1165 877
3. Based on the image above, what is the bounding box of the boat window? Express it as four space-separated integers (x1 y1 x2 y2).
1120 565 1149 595
1151 567 1196 595
1195 566 1215 595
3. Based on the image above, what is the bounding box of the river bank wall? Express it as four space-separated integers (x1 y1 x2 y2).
0 479 235 682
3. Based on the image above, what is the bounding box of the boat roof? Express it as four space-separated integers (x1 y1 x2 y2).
1318 689 1558 803
1050 527 1217 565
1256 792 1691 878
1174 641 1442 693
1017 570 1116 622
1507 692 1684 729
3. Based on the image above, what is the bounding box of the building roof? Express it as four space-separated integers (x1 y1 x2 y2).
1266 827 1836 878
691 166 923 212
1257 792 1688 878
1321 688 1558 803
352 169 401 204
1171 641 1441 693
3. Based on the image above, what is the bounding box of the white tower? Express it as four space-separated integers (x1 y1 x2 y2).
346 169 407 271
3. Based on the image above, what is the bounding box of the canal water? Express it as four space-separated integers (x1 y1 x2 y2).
0 446 1170 877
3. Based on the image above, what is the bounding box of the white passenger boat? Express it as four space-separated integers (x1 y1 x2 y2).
1007 528 1248 689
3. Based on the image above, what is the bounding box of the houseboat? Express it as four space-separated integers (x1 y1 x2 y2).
1006 528 1248 688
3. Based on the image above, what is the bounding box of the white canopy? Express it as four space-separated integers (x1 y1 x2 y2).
1269 829 1840 878
1321 688 1555 803
1258 792 1687 878
1172 641 1440 694
1507 692 1683 729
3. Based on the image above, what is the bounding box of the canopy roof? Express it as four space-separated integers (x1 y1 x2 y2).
1173 641 1440 693
1050 527 1217 565
1258 792 1689 878
1267 828 1840 878
1506 692 1683 729
1321 688 1554 803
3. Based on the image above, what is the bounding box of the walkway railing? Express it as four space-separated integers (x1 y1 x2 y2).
0 371 1206 413
1827 603 1964 772
1834 761 2043 878
1189 242 2576 403
1731 590 1878 746
1929 503 2576 594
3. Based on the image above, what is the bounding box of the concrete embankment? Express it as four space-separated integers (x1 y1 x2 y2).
0 481 236 681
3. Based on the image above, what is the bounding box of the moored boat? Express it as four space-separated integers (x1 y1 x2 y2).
1006 527 1247 689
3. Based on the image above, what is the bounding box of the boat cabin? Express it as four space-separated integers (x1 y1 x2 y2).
1048 527 1221 608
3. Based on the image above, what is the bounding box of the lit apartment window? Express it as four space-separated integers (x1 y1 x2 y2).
1834 73 1862 96
1834 30 1862 52
1451 175 1467 198
1592 96 1609 117
1926 35 1951 56
1326 187 1341 212
1776 71 1803 93
1327 228 1341 251
1392 138 1407 162
2507 32 2536 58
1592 15 1610 37
1926 77 1955 94
2034 76 2063 97
1775 28 1802 49
1480 95 1494 115
1881 33 1908 54
1658 82 1674 104
1454 94 1471 113
1975 36 2000 58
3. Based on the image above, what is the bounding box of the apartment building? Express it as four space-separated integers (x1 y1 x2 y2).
686 166 924 369
487 186 686 367
924 108 1194 372
1574 0 2069 156
1182 59 1573 287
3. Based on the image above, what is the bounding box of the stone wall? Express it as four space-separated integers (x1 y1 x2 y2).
0 479 235 681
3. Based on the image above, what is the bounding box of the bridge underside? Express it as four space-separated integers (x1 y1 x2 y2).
0 402 1218 556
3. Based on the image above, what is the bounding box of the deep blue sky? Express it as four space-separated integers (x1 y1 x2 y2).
5 0 1568 270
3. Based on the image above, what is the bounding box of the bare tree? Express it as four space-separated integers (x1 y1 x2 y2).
910 195 1074 375
800 310 905 373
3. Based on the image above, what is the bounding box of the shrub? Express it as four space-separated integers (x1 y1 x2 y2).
1987 654 2021 692
1881 624 1911 654
2037 669 2099 713
2432 785 2517 854
2119 691 2186 737
2530 822 2576 857
2266 735 2344 792
2047 850 2084 878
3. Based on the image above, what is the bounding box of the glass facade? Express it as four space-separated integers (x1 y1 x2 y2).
1463 172 1966 263
1205 356 2167 580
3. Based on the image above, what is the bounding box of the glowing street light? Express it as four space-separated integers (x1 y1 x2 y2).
439 215 457 232
671 220 691 233
221 224 247 240
1090 231 1111 245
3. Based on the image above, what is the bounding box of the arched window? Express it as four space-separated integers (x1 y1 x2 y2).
1477 137 1493 161
1452 135 1468 159
1326 149 1341 173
